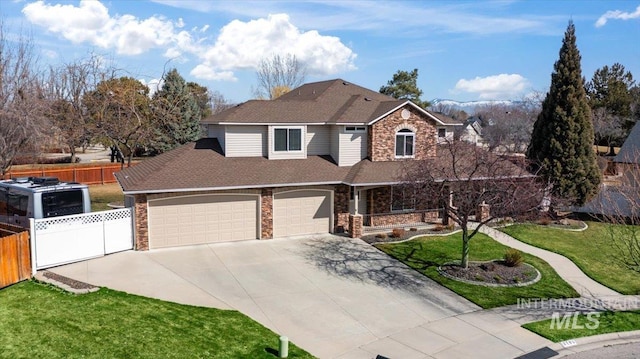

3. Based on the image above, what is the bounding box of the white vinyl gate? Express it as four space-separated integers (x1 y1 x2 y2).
30 208 134 271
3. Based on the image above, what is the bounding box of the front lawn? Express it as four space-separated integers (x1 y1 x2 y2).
376 233 578 309
522 310 640 342
0 281 313 359
89 183 124 212
501 222 640 295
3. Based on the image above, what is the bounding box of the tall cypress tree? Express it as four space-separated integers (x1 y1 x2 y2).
151 69 202 153
527 21 601 206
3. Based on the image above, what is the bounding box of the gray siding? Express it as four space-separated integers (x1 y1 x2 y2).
330 125 340 164
207 124 225 154
306 125 331 155
225 125 267 157
338 126 367 166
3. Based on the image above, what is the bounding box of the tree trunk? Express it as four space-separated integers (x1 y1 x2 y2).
461 227 470 269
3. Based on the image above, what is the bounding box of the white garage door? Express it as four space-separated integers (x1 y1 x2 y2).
148 194 259 248
273 190 331 237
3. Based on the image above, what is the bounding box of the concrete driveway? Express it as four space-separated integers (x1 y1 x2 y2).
49 235 551 358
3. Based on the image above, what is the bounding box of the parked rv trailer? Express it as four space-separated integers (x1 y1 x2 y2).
0 177 91 228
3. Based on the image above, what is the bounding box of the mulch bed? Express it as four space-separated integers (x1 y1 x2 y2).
440 260 538 285
42 271 98 290
361 228 456 244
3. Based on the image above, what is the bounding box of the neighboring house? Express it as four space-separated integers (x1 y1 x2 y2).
458 117 484 146
575 122 640 217
115 79 464 250
613 121 640 187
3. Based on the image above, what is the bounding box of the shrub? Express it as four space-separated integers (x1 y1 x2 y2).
432 224 445 232
537 217 551 225
391 228 406 238
446 223 455 231
504 248 524 267
375 233 388 239
409 227 418 232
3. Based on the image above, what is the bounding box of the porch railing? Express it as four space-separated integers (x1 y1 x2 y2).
362 208 444 232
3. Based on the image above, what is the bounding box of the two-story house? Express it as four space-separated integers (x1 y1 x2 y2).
115 79 462 250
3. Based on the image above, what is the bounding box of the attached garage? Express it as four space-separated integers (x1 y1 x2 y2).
148 194 259 249
273 189 332 237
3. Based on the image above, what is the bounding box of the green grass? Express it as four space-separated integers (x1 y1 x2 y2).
522 310 640 342
89 183 124 212
501 222 640 295
375 233 578 309
0 281 314 359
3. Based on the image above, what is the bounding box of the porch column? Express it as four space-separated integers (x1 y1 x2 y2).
353 186 359 215
477 203 490 222
349 214 363 238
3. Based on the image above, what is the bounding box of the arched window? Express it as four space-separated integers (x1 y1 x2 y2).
395 128 415 157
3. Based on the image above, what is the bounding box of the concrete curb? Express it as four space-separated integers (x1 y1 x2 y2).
549 330 640 357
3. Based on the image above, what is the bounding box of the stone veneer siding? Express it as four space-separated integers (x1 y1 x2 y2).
349 214 363 238
368 186 439 227
261 188 273 239
133 194 149 250
334 184 350 233
368 106 437 162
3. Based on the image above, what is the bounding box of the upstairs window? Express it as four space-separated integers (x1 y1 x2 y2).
274 128 302 152
395 129 415 157
345 126 366 133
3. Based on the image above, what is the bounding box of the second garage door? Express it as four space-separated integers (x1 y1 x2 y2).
273 190 332 237
148 194 259 249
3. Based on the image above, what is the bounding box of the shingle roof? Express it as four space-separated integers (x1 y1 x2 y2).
115 139 350 193
116 140 529 194
201 79 454 125
615 121 640 164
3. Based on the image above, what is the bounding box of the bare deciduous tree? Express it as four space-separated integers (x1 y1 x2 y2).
474 99 540 154
209 90 234 115
43 54 115 162
595 150 640 273
254 54 306 99
404 140 545 268
0 24 46 175
84 77 152 167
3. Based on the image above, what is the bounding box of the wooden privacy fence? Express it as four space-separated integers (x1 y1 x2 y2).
2 163 125 184
0 223 31 289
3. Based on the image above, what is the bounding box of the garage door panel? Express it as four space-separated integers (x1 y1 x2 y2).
149 195 259 248
274 190 331 237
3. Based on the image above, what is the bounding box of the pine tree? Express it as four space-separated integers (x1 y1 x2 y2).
151 69 202 153
380 69 430 109
527 21 601 206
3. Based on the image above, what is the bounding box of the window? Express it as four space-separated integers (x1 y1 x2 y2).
274 128 302 152
42 190 84 218
391 186 415 211
395 129 414 157
438 128 447 138
345 126 366 133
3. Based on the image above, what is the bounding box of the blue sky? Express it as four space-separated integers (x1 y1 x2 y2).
2 0 639 103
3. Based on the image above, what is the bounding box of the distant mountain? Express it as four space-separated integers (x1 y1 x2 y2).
430 99 527 114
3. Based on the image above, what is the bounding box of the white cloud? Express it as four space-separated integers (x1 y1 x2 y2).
22 0 194 55
139 78 163 96
22 2 356 81
595 5 640 27
453 74 530 100
195 14 356 76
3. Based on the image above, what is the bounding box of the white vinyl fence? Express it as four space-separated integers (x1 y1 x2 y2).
30 208 133 272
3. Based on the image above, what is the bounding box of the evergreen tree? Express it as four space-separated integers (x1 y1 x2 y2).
527 21 601 206
151 69 202 153
380 69 430 109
